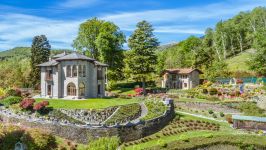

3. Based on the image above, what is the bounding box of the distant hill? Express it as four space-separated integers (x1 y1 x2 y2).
156 42 178 51
225 49 255 72
0 47 72 61
0 47 31 60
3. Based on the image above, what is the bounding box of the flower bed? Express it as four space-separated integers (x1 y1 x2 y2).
141 101 167 121
104 103 141 125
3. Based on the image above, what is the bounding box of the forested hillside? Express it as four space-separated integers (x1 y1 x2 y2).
0 47 72 88
157 7 266 80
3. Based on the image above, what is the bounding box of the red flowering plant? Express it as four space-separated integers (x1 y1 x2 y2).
33 101 49 114
20 98 35 110
134 88 143 96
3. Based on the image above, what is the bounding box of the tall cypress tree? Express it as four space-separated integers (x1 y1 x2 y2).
127 20 159 94
30 35 51 87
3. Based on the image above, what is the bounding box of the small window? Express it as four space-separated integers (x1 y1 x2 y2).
78 65 82 77
98 85 101 94
66 66 71 77
83 65 86 77
172 75 176 80
73 65 77 77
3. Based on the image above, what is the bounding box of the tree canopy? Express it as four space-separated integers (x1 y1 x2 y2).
125 20 159 92
74 18 126 81
30 35 51 87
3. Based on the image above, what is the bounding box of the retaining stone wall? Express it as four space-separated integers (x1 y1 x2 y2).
0 103 175 144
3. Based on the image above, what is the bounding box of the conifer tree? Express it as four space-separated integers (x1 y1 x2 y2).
127 20 159 94
30 35 51 87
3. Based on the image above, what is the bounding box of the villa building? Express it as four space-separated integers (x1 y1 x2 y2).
37 52 108 99
161 68 203 89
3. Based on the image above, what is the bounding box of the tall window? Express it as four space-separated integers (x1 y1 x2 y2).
172 75 176 81
79 83 85 96
66 66 71 77
83 65 86 77
78 65 82 77
72 65 77 77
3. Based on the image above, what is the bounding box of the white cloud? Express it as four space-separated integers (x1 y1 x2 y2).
0 0 265 50
0 14 83 50
59 0 101 8
101 0 266 33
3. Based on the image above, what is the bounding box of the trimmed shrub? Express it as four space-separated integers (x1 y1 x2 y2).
208 109 214 114
219 112 225 117
202 88 208 94
0 96 22 107
33 101 49 111
208 88 218 95
6 88 21 97
20 98 35 110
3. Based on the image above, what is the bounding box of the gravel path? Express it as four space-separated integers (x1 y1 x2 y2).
131 102 148 123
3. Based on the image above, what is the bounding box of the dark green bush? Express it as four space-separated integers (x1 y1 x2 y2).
202 89 208 94
208 109 214 114
6 89 21 97
219 112 225 117
208 88 218 95
0 96 22 107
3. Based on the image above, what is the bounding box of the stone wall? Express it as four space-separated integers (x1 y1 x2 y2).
233 120 266 130
59 107 118 124
0 103 175 144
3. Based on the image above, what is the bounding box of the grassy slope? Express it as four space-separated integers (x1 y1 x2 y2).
225 49 255 72
36 98 141 109
0 47 72 60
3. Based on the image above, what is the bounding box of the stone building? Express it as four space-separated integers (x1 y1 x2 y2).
161 68 203 89
37 52 108 99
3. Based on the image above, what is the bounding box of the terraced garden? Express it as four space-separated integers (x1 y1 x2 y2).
104 103 141 125
141 101 167 120
123 112 245 150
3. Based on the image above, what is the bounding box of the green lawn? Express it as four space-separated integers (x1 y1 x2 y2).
36 98 141 109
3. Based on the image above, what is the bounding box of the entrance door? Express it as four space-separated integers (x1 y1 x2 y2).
47 85 52 96
67 83 76 96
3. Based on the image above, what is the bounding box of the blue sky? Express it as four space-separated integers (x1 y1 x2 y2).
0 0 265 51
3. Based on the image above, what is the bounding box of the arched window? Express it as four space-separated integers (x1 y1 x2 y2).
78 65 82 77
72 65 77 77
66 65 71 77
79 83 85 96
67 83 76 96
83 65 86 77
